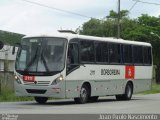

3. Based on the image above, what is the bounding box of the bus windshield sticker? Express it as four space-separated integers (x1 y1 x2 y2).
30 39 38 42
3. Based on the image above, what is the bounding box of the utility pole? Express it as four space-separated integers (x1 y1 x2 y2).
117 0 120 39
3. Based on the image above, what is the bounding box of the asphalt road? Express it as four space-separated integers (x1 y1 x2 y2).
0 94 160 114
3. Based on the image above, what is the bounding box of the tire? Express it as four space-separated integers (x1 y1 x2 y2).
74 84 89 104
116 83 133 101
34 97 48 104
89 96 99 102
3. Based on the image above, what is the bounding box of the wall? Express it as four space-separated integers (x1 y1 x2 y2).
0 45 18 72
0 45 17 92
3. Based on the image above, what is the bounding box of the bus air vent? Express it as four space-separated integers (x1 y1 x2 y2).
26 89 47 94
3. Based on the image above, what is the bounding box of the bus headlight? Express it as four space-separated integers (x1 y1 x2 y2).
51 75 64 85
14 75 22 84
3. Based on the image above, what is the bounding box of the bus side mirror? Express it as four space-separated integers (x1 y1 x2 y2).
0 41 4 50
12 43 20 55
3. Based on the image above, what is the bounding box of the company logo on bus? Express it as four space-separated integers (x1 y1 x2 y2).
125 66 135 79
101 69 120 75
23 75 35 82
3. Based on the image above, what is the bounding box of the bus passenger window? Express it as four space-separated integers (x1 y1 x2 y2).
122 45 132 64
80 40 95 63
95 42 108 63
143 47 152 65
133 46 143 64
109 43 121 63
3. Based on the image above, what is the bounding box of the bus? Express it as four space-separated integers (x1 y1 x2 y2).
14 33 153 104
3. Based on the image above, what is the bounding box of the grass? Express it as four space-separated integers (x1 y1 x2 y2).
0 88 59 102
139 84 160 94
0 88 33 102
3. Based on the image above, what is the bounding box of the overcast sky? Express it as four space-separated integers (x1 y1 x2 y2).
0 0 160 35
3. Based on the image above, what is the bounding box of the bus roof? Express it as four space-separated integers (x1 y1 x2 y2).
24 33 151 47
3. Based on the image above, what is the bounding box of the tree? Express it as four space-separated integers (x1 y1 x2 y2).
0 30 24 45
80 18 103 37
107 10 129 19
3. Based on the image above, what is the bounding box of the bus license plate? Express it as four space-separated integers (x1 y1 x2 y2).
23 76 35 81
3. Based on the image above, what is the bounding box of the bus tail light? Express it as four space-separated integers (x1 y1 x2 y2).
14 75 22 84
51 75 64 85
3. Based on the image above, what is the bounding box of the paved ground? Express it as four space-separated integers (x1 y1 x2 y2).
0 94 160 114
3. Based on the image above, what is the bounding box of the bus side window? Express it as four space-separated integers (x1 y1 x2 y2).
67 43 79 73
133 46 143 64
109 43 121 63
143 47 152 65
122 45 132 64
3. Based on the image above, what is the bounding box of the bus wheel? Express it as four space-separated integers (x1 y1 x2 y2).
74 84 89 104
89 96 99 102
34 97 48 104
116 82 133 101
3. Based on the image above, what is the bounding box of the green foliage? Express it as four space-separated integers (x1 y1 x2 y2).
0 89 33 102
80 10 160 65
107 10 129 19
139 84 160 94
80 18 103 37
0 88 59 102
0 30 24 45
138 14 160 27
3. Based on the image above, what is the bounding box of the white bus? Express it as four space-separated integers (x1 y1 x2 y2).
14 33 153 104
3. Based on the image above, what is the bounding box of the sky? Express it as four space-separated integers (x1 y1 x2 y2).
0 0 160 35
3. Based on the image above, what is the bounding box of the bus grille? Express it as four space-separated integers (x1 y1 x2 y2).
26 89 47 94
23 81 50 86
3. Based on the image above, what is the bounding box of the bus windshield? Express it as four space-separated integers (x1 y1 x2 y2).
15 37 67 76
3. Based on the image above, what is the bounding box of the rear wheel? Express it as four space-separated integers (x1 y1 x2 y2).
74 84 89 104
34 97 48 104
116 82 133 101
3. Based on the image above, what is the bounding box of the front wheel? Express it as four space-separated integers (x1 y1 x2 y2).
116 83 133 101
34 97 48 104
74 84 89 104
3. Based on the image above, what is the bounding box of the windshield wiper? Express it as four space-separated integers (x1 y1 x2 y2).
24 47 39 71
41 53 49 72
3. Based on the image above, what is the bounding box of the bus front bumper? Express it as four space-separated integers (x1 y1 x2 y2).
14 81 66 98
